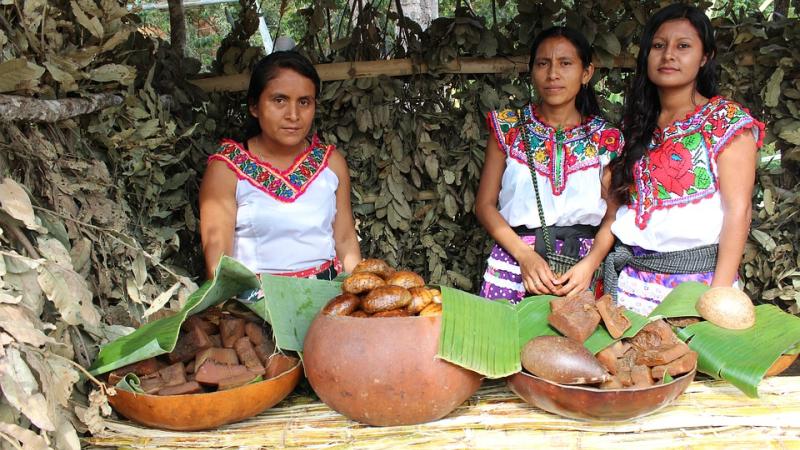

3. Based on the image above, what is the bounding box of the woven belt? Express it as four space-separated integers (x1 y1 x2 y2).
604 243 718 301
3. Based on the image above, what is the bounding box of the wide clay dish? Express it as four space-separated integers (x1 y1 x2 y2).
303 314 482 426
107 359 301 430
508 364 696 421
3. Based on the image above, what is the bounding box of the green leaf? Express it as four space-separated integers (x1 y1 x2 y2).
0 58 45 93
649 281 707 318
255 274 342 352
515 295 559 351
763 68 784 108
438 287 521 378
676 305 800 397
88 257 259 375
584 310 650 354
595 32 621 56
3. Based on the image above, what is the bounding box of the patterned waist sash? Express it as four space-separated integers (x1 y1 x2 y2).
236 258 341 304
604 243 718 300
272 258 342 278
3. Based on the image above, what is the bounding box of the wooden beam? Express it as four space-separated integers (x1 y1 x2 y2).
189 55 637 93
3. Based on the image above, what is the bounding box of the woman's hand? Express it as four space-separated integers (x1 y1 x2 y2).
516 247 559 295
554 257 598 297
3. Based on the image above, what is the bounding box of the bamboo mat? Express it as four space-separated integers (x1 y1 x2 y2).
85 376 800 449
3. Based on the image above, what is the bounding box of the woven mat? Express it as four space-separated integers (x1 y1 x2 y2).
84 375 800 449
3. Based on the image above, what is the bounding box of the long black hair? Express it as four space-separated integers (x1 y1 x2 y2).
609 4 719 205
528 26 601 118
244 51 321 142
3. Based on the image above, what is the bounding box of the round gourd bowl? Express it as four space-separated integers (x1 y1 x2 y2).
107 358 302 431
302 313 482 426
765 353 798 377
508 365 696 422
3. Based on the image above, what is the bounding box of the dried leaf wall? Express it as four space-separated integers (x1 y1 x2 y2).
0 0 798 446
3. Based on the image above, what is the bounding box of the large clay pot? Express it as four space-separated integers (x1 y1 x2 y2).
107 359 301 431
508 366 696 422
302 314 482 426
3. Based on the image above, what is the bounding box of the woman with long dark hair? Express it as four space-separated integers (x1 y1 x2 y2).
476 26 623 302
199 49 361 280
606 4 764 315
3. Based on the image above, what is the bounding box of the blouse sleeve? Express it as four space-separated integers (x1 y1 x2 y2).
598 126 624 166
708 101 765 160
486 109 520 156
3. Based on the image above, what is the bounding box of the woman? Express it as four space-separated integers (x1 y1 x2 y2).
475 26 623 303
607 4 764 315
200 50 361 281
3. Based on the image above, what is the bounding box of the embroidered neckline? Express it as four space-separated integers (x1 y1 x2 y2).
630 97 763 229
209 135 332 203
491 107 621 196
529 104 596 135
653 96 724 139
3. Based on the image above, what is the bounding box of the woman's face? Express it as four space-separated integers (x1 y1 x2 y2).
647 19 708 91
531 36 593 110
249 68 316 151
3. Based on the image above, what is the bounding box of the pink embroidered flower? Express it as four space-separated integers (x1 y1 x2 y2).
707 114 728 138
257 170 270 183
566 149 578 167
269 179 282 192
649 140 695 195
233 154 247 164
599 129 621 151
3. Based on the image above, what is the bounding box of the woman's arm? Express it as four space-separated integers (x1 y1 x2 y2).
713 132 758 287
199 160 238 279
555 166 619 297
475 135 558 294
328 150 362 273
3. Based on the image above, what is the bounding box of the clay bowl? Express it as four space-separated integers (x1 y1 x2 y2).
302 313 482 426
508 365 696 422
765 353 798 377
107 359 302 431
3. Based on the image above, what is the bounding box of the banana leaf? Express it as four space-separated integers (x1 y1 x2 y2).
649 281 707 318
437 287 521 377
437 291 647 378
89 256 259 375
677 304 800 398
254 274 342 352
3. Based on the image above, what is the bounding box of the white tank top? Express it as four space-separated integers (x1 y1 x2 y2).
209 137 338 274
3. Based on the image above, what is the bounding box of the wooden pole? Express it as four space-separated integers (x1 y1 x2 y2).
189 54 637 92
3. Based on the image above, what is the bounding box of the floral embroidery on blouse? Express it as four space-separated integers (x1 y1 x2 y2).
208 135 333 203
630 96 765 229
488 105 623 196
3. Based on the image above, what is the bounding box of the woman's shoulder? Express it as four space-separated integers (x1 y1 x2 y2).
586 116 624 157
702 96 765 151
488 108 522 128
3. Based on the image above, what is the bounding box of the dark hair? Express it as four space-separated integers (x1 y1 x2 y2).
528 26 601 118
609 4 718 205
244 51 321 142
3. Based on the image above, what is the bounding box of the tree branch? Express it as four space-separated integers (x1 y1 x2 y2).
0 93 122 123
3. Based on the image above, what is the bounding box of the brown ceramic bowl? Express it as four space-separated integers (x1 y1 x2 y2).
508 365 696 422
765 353 798 377
302 314 482 426
107 359 302 431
